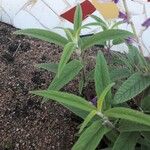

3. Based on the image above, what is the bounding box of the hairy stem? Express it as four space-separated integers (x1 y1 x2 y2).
122 0 144 54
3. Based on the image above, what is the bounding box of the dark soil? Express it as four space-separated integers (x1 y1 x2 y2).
0 22 100 150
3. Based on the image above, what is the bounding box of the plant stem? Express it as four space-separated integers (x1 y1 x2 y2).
122 0 144 54
76 48 86 94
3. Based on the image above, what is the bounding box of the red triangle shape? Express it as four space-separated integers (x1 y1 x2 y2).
60 0 96 23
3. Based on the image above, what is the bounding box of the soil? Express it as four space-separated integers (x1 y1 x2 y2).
0 22 100 150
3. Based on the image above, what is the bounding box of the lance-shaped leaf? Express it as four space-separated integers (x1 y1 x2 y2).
90 15 108 30
55 27 74 41
104 107 150 127
112 132 139 150
118 120 150 132
48 60 83 91
138 137 150 149
113 73 150 104
97 83 115 111
79 110 97 134
95 51 112 110
72 121 110 150
30 90 96 113
141 95 150 113
35 63 58 74
58 42 76 77
74 4 82 33
109 67 131 81
81 29 133 50
14 29 68 47
111 21 126 29
142 132 150 143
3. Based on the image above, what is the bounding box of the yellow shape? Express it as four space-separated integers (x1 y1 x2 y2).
92 0 119 19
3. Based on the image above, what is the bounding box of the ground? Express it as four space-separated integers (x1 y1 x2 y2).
0 22 101 150
0 22 79 150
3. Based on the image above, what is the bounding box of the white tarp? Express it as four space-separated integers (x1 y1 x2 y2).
0 0 150 56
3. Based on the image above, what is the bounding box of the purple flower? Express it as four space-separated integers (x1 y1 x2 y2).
142 18 150 28
113 0 119 3
119 11 128 22
90 97 97 106
125 37 135 45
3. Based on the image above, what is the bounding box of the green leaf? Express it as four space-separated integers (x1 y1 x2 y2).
65 106 92 120
141 145 150 150
113 52 133 71
128 45 149 71
58 42 76 77
110 67 131 81
90 15 107 30
111 21 125 29
83 22 107 29
72 121 110 150
114 73 150 104
141 95 150 113
74 4 82 33
79 110 97 134
94 51 112 110
30 90 96 112
55 27 74 41
14 29 68 47
104 107 150 127
81 29 133 50
105 130 119 143
119 120 150 132
49 60 83 91
138 137 150 149
35 63 58 73
142 132 150 143
113 38 124 45
127 45 140 65
79 79 84 95
97 83 115 111
112 132 139 150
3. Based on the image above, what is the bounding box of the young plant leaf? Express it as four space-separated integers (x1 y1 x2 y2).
141 95 150 113
14 29 68 47
72 121 110 150
142 132 150 143
109 67 131 81
113 52 133 71
58 42 76 77
128 45 149 71
95 51 112 110
79 110 97 134
30 90 96 112
113 73 150 104
83 22 107 29
90 15 108 30
55 27 74 41
79 79 84 95
97 83 115 111
81 29 133 50
138 137 150 149
35 63 58 73
74 4 82 33
112 132 139 150
118 120 150 132
49 60 83 91
104 107 150 127
111 21 126 29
